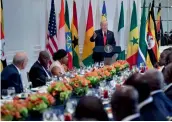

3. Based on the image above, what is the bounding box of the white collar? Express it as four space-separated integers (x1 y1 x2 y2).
102 30 107 36
164 83 172 92
13 64 21 74
138 97 153 110
122 113 140 121
37 60 51 78
150 90 163 95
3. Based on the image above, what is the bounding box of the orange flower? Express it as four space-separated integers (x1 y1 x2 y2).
74 83 79 88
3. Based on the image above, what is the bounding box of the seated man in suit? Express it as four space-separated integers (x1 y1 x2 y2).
111 86 141 121
143 69 172 117
1 52 28 93
124 73 167 121
163 63 172 101
29 51 52 88
90 20 116 65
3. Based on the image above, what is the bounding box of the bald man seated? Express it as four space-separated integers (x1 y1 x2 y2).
29 51 52 88
111 86 141 121
90 20 116 64
143 69 172 117
1 52 28 93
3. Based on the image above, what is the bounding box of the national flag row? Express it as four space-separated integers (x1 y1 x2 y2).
1 0 164 71
127 0 162 69
46 0 108 69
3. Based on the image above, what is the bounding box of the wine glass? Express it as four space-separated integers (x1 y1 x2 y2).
8 87 15 98
1 89 8 99
66 101 75 114
43 109 63 121
100 61 105 68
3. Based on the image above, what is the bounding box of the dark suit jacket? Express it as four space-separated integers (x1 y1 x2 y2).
130 116 142 121
90 29 116 62
140 101 167 121
29 61 52 88
152 92 172 116
1 64 23 93
164 84 172 101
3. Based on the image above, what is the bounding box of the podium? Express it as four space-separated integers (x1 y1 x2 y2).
93 46 122 65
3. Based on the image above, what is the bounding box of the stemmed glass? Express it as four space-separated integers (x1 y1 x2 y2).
7 87 15 98
43 109 63 121
100 61 105 68
1 89 9 99
66 99 77 115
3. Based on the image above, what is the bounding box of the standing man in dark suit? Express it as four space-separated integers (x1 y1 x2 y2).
111 86 141 121
1 52 28 93
143 69 172 117
29 51 52 88
90 20 116 64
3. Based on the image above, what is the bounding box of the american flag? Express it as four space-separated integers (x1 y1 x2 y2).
46 0 58 63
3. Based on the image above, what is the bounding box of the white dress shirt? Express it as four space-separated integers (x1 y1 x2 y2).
138 97 153 110
122 113 140 121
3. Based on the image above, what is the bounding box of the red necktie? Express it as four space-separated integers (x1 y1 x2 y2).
103 32 107 45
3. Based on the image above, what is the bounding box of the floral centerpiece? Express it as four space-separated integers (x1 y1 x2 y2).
84 71 100 87
26 93 55 113
1 100 28 121
70 75 90 96
47 82 72 104
112 60 129 72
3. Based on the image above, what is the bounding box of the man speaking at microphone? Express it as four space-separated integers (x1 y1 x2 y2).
90 20 116 65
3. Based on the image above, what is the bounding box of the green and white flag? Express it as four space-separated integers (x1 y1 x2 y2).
117 1 125 60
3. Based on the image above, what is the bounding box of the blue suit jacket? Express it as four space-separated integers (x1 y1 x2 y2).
140 101 167 121
90 29 116 62
164 84 172 101
152 92 172 116
29 61 52 88
1 64 23 93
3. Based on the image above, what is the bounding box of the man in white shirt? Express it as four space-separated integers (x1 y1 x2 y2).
29 51 52 88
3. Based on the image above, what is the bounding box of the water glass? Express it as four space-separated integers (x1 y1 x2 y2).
43 109 63 121
1 89 8 99
100 61 105 68
8 87 15 97
46 77 52 82
66 101 75 114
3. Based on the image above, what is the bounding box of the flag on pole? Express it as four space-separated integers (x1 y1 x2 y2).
46 0 58 64
101 0 107 21
65 0 73 70
126 1 139 66
0 0 6 72
117 1 125 60
137 0 147 67
95 0 101 30
156 3 164 46
82 0 95 66
151 0 160 60
0 0 7 72
146 2 159 67
57 0 66 50
71 0 80 68
78 1 86 67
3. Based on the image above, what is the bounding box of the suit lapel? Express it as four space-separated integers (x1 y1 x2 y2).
106 30 110 45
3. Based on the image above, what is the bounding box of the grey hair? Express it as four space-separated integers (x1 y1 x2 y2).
13 55 26 66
